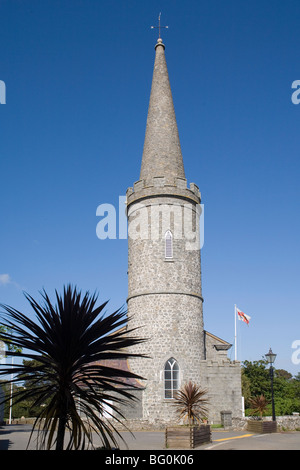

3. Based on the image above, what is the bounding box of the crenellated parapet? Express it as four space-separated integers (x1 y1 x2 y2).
126 176 201 208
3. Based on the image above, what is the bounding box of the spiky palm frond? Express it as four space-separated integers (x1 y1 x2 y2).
173 381 209 426
248 394 269 418
0 285 146 450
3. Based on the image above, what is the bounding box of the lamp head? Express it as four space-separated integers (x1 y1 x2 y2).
265 347 277 365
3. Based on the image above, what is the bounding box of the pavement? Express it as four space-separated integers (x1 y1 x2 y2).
1 424 300 451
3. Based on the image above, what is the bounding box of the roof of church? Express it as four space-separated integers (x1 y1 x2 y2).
88 358 144 389
205 330 232 350
139 38 185 183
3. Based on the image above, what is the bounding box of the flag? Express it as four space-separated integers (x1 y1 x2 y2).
236 308 251 325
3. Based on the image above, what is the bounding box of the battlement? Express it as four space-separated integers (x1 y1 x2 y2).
126 176 201 207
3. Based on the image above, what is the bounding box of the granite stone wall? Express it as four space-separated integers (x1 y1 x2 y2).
125 176 242 425
127 180 204 424
199 359 243 423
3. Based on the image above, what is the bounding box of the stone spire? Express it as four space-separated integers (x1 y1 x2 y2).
139 38 185 183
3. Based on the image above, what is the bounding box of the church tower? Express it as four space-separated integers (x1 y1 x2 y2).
126 35 205 424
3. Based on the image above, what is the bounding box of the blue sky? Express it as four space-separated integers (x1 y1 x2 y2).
0 0 299 376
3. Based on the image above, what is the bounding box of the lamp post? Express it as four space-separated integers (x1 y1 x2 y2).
265 347 277 421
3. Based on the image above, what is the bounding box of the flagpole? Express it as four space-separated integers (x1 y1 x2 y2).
234 304 237 361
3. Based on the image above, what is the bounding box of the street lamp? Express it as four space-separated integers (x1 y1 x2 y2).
265 347 277 421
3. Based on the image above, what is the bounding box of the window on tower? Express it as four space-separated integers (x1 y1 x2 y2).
165 230 173 259
164 357 179 399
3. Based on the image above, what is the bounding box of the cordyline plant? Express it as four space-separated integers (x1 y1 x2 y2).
173 381 209 426
0 285 146 450
248 394 269 419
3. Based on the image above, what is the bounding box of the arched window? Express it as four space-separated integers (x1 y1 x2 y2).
165 230 173 259
164 357 179 399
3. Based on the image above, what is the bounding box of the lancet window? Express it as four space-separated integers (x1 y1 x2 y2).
164 357 179 399
165 230 173 258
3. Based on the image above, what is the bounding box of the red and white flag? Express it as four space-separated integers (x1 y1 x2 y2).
236 308 251 325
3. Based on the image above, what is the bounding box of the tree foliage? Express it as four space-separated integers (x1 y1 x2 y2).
248 394 269 418
242 360 300 416
173 381 209 426
0 285 146 450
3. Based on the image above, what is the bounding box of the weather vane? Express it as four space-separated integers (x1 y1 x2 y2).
151 12 168 39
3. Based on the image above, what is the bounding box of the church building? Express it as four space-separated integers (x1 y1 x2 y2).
124 33 242 426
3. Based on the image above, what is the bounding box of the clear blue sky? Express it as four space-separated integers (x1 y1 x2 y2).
0 0 299 376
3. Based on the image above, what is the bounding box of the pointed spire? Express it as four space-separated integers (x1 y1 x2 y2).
139 39 185 183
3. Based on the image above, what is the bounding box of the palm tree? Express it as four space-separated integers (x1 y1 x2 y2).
248 394 269 419
173 381 209 426
0 285 146 450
